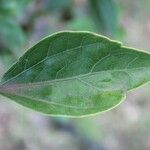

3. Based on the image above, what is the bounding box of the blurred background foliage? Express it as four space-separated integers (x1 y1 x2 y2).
0 0 150 150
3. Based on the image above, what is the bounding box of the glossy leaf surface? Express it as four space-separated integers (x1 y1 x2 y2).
0 31 150 117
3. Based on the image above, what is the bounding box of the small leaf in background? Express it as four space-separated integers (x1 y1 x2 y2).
67 17 97 32
0 0 31 59
0 17 26 57
88 0 120 37
0 0 31 17
0 31 150 117
0 0 17 16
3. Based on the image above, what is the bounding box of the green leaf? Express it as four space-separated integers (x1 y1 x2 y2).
0 17 26 57
0 0 17 16
0 0 31 16
88 0 119 36
0 31 150 117
67 17 97 32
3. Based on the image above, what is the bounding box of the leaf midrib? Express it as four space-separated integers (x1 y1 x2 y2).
1 67 149 90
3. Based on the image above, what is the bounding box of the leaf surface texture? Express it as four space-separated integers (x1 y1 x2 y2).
0 31 150 116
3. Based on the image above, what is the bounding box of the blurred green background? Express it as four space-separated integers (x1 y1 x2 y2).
0 0 150 150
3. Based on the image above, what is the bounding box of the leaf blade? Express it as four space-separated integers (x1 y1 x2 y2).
0 31 150 117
